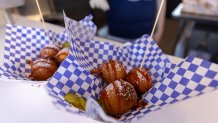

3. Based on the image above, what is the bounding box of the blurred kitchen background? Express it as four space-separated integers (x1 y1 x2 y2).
1 0 218 63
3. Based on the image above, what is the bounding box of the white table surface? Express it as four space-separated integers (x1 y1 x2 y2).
0 14 218 123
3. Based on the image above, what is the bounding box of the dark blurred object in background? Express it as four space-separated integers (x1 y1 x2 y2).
53 0 106 28
53 0 90 20
47 0 106 28
211 54 218 64
166 0 181 18
45 0 91 26
106 0 157 39
17 0 107 29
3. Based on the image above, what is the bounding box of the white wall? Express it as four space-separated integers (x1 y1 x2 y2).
0 10 6 25
18 0 51 16
0 0 24 9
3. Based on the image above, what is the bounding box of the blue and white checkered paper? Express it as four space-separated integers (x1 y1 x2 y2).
46 33 216 123
47 12 218 122
48 34 171 99
63 12 97 42
0 15 96 81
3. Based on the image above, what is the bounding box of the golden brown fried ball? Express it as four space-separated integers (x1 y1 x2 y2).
126 67 152 95
54 48 69 64
91 60 126 84
100 79 137 115
40 44 61 59
29 58 58 81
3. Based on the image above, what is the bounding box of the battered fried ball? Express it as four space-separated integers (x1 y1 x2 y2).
55 48 69 64
40 44 61 59
91 60 126 84
100 79 137 115
29 58 58 81
126 67 152 95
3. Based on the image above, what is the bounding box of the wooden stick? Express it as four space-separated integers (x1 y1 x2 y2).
140 0 165 69
35 0 47 33
2 9 13 24
150 0 165 38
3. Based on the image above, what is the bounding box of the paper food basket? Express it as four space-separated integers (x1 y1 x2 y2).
47 13 218 123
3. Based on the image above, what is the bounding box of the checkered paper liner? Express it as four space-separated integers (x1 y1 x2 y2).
48 34 171 99
63 12 97 41
48 33 216 122
0 15 96 81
